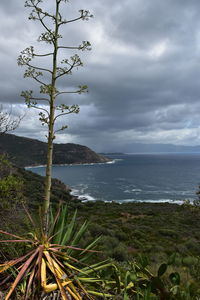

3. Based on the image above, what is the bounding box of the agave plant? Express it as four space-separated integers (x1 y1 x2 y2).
0 205 113 299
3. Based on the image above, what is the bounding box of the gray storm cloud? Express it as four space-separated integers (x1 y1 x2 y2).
0 0 200 152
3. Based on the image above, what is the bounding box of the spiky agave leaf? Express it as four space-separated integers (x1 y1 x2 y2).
5 248 40 300
49 206 101 259
0 206 114 299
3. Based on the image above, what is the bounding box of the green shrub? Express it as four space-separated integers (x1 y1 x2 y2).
111 243 129 261
89 223 108 236
159 228 179 238
103 236 120 249
115 230 127 241
0 173 24 209
184 239 199 253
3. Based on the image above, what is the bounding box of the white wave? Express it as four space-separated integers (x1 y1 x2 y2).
124 188 142 194
106 160 116 164
70 187 96 202
80 194 96 202
117 177 126 181
145 185 156 188
112 198 187 205
26 165 46 169
140 190 194 196
174 191 194 196
70 188 80 196
141 199 184 204
132 188 142 192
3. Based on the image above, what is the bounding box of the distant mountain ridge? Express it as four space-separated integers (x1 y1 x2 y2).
126 143 200 153
102 144 200 154
0 134 110 167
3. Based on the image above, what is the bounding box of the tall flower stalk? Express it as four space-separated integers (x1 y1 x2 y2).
18 0 92 234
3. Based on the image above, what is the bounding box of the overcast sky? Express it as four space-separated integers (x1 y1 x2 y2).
1 0 200 152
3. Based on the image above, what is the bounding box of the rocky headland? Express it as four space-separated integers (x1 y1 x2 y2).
0 133 110 167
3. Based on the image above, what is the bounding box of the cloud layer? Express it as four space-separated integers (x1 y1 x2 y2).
1 0 200 152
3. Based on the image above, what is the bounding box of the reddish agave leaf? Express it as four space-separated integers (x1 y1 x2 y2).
75 279 92 300
36 245 44 282
38 207 44 237
0 273 12 287
0 230 32 241
25 265 36 300
49 248 77 260
50 244 99 252
0 239 33 243
22 203 37 230
0 250 35 273
48 231 63 242
62 254 79 263
51 253 66 270
66 245 100 253
5 247 40 300
48 246 64 251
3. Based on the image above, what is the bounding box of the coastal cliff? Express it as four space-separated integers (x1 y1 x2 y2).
0 133 110 167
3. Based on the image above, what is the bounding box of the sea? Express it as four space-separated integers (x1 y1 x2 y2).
28 153 200 204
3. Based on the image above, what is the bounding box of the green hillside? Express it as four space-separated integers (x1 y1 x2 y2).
0 133 110 167
1 155 200 298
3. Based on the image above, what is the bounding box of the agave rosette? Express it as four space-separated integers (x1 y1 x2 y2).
0 206 112 299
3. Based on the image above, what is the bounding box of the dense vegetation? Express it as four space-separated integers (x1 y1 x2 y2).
1 156 200 298
75 201 200 261
0 133 110 167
